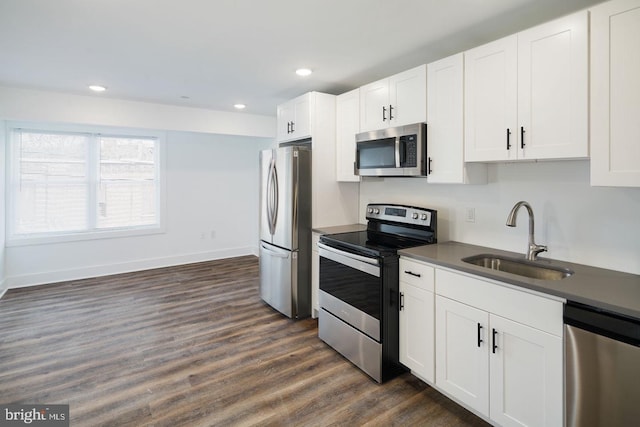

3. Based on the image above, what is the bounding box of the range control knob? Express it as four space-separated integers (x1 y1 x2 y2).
373 208 380 214
367 208 373 214
421 213 428 220
412 212 419 219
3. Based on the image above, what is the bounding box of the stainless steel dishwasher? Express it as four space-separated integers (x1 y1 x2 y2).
564 301 640 427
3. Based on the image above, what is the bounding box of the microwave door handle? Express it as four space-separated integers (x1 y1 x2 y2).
395 138 401 167
398 137 407 166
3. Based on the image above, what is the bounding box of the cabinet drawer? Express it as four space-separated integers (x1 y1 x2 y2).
400 258 435 292
435 269 562 336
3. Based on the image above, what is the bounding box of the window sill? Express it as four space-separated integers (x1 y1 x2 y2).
6 225 166 247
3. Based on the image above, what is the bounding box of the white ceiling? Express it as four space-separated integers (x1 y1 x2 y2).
0 0 603 116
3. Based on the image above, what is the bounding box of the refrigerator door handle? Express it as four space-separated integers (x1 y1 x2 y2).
266 159 273 233
260 242 289 258
271 161 279 234
266 159 279 235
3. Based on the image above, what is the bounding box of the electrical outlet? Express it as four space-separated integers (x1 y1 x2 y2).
465 207 476 223
210 230 216 239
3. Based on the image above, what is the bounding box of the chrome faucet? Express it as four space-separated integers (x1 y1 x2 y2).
506 201 547 261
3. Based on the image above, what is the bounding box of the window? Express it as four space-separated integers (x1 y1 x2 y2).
7 124 164 244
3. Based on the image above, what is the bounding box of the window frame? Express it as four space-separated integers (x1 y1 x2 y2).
5 122 167 247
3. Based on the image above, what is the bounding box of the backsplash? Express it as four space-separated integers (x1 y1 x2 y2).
359 160 640 275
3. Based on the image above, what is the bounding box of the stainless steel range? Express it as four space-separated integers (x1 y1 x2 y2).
317 203 437 382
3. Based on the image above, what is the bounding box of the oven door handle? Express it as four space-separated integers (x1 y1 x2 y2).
318 242 380 277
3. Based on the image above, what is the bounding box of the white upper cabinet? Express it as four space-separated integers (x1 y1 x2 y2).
517 11 588 160
335 89 360 182
360 65 427 132
360 79 388 131
426 53 487 184
276 92 359 228
465 10 589 162
277 93 311 143
465 35 518 162
591 0 640 187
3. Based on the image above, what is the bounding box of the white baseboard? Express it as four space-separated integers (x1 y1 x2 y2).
6 246 259 289
0 278 7 299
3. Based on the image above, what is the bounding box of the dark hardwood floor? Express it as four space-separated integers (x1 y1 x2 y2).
0 256 489 426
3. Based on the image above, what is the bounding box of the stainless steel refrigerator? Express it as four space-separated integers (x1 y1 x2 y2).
259 145 311 319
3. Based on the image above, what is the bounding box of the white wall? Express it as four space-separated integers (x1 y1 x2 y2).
360 160 640 275
0 85 277 288
0 86 275 138
6 131 274 287
0 121 6 296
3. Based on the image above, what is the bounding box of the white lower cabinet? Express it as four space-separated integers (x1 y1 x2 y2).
435 295 490 414
400 256 563 427
399 258 435 383
436 295 562 427
488 314 562 427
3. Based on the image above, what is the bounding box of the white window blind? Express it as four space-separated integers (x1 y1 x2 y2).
14 130 90 234
8 126 162 243
98 136 158 229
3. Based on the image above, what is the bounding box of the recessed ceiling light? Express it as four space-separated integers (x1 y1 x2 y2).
89 85 107 92
295 68 312 77
234 103 246 110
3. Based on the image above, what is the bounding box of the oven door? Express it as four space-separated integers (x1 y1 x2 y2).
317 242 381 341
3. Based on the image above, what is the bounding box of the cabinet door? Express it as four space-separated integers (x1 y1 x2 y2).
360 78 389 132
276 100 295 142
389 64 427 127
489 315 562 427
277 94 311 142
591 0 640 187
291 94 311 139
435 295 490 417
427 54 465 183
336 89 360 182
399 282 434 383
465 35 518 162
517 11 588 160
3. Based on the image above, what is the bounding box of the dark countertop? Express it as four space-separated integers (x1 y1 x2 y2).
312 223 367 235
399 241 640 320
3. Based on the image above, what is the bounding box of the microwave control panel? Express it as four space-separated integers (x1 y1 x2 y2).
400 135 417 167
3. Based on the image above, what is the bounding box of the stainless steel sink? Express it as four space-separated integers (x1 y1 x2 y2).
461 254 574 281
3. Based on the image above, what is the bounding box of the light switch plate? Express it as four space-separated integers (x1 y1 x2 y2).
465 207 476 223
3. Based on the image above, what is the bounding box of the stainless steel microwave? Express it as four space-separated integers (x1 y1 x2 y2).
355 123 426 177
